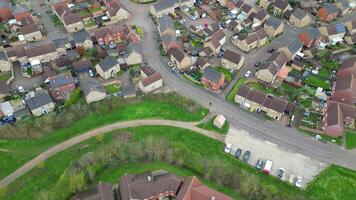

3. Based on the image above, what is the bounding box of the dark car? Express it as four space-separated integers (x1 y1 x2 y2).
243 151 251 162
255 61 261 67
235 148 242 159
267 47 275 53
1 115 16 126
255 159 264 170
277 168 285 179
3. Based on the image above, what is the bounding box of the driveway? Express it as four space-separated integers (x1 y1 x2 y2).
9 62 44 91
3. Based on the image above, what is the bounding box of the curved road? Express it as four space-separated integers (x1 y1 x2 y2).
0 119 223 187
119 0 356 170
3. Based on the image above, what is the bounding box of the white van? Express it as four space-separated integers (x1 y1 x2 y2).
263 159 273 174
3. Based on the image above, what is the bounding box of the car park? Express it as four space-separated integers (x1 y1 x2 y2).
224 143 232 153
235 148 242 159
263 159 273 174
244 70 251 78
277 168 285 179
295 176 303 188
243 150 251 162
255 159 264 170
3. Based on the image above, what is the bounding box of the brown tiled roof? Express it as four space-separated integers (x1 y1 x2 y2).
255 10 268 21
222 49 243 64
335 74 356 91
72 59 92 70
211 29 225 43
268 97 289 113
141 72 162 87
273 0 289 10
20 24 39 35
63 13 81 25
168 47 186 62
25 43 56 58
245 33 258 44
241 4 253 13
341 56 356 70
140 64 156 76
267 51 288 68
236 84 251 97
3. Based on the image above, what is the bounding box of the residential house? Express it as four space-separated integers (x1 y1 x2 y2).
264 16 284 37
303 46 319 58
138 66 163 93
317 4 339 21
270 0 292 17
95 56 120 80
53 38 71 55
204 29 226 55
196 57 209 70
158 15 176 37
255 51 289 84
345 34 356 45
124 42 143 66
289 8 312 28
345 19 356 35
72 30 93 50
12 5 31 22
70 183 114 200
298 28 321 48
278 38 303 60
149 0 194 18
48 73 76 101
72 59 92 73
25 90 55 116
25 43 59 63
319 23 346 45
62 13 84 33
201 67 225 91
235 85 294 120
5 46 26 63
106 0 131 22
94 24 129 46
335 0 352 15
0 1 12 21
221 49 244 70
20 24 43 42
232 29 268 52
161 33 179 52
79 74 107 104
252 10 269 29
0 101 13 117
331 74 356 105
168 47 191 70
259 0 273 10
0 51 12 72
240 4 255 18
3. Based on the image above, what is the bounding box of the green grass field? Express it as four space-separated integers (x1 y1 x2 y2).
104 84 121 94
197 116 230 134
345 130 356 149
226 78 246 101
0 97 208 180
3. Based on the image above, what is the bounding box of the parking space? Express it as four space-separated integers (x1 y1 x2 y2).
225 126 328 188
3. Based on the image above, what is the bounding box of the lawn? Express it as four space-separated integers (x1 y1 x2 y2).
345 130 356 150
318 67 331 79
0 94 208 180
77 10 91 17
304 75 330 90
63 88 82 107
0 72 11 81
104 84 121 94
50 15 63 27
216 66 233 82
226 78 246 101
197 115 230 135
306 165 356 200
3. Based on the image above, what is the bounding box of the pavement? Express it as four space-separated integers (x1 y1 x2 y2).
118 0 356 171
225 126 328 188
0 119 224 187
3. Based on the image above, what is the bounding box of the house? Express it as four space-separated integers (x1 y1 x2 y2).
289 8 312 28
303 46 318 58
125 42 143 66
106 0 131 22
201 67 225 91
94 24 129 46
53 38 71 55
344 19 356 35
331 74 356 105
232 29 268 52
20 24 43 42
298 28 321 48
345 34 356 45
221 49 244 70
95 56 120 80
256 51 289 84
335 0 352 16
168 47 191 70
264 16 284 37
122 84 136 98
240 4 255 17
79 74 107 104
319 23 346 45
259 0 273 10
0 101 13 117
72 30 93 50
138 67 163 93
235 85 294 120
48 73 76 101
213 114 226 128
72 59 92 73
270 0 292 17
204 29 226 54
12 5 31 22
158 15 176 37
161 33 179 52
70 183 114 200
62 13 84 33
317 4 339 21
25 43 59 63
149 0 194 18
0 51 12 72
0 1 12 21
278 38 303 60
5 46 26 63
25 90 55 116
252 10 269 29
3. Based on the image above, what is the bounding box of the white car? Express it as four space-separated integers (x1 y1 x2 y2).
244 70 252 78
167 61 174 68
224 144 232 153
88 69 94 77
295 176 303 188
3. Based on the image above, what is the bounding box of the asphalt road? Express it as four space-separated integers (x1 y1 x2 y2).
120 0 356 170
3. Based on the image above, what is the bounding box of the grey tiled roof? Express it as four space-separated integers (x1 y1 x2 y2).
79 75 105 97
0 51 8 61
153 0 176 12
265 16 282 29
53 38 69 49
72 30 91 43
98 56 118 71
202 67 223 84
291 8 307 20
25 91 53 111
158 15 175 33
287 39 303 54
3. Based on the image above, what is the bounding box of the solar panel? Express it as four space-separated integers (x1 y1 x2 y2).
335 23 346 33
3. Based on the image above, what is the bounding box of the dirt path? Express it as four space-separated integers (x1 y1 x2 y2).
0 119 224 187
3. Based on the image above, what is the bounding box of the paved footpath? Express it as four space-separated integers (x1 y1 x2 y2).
0 119 224 187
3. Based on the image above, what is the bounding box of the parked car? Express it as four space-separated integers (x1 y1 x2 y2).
217 50 225 58
167 61 174 68
263 159 273 174
172 67 179 73
255 159 264 170
88 69 94 77
244 70 251 78
235 148 242 159
1 115 16 126
295 176 303 188
277 168 285 179
224 144 232 153
243 150 251 162
255 61 261 67
267 47 275 53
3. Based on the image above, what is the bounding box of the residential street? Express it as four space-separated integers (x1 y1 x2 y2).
119 0 356 170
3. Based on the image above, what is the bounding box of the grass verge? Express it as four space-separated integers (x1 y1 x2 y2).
345 130 356 150
226 78 246 102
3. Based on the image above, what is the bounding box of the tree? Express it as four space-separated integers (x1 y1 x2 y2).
69 172 86 193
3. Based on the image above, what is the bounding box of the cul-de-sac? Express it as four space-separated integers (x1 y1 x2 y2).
0 0 355 199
